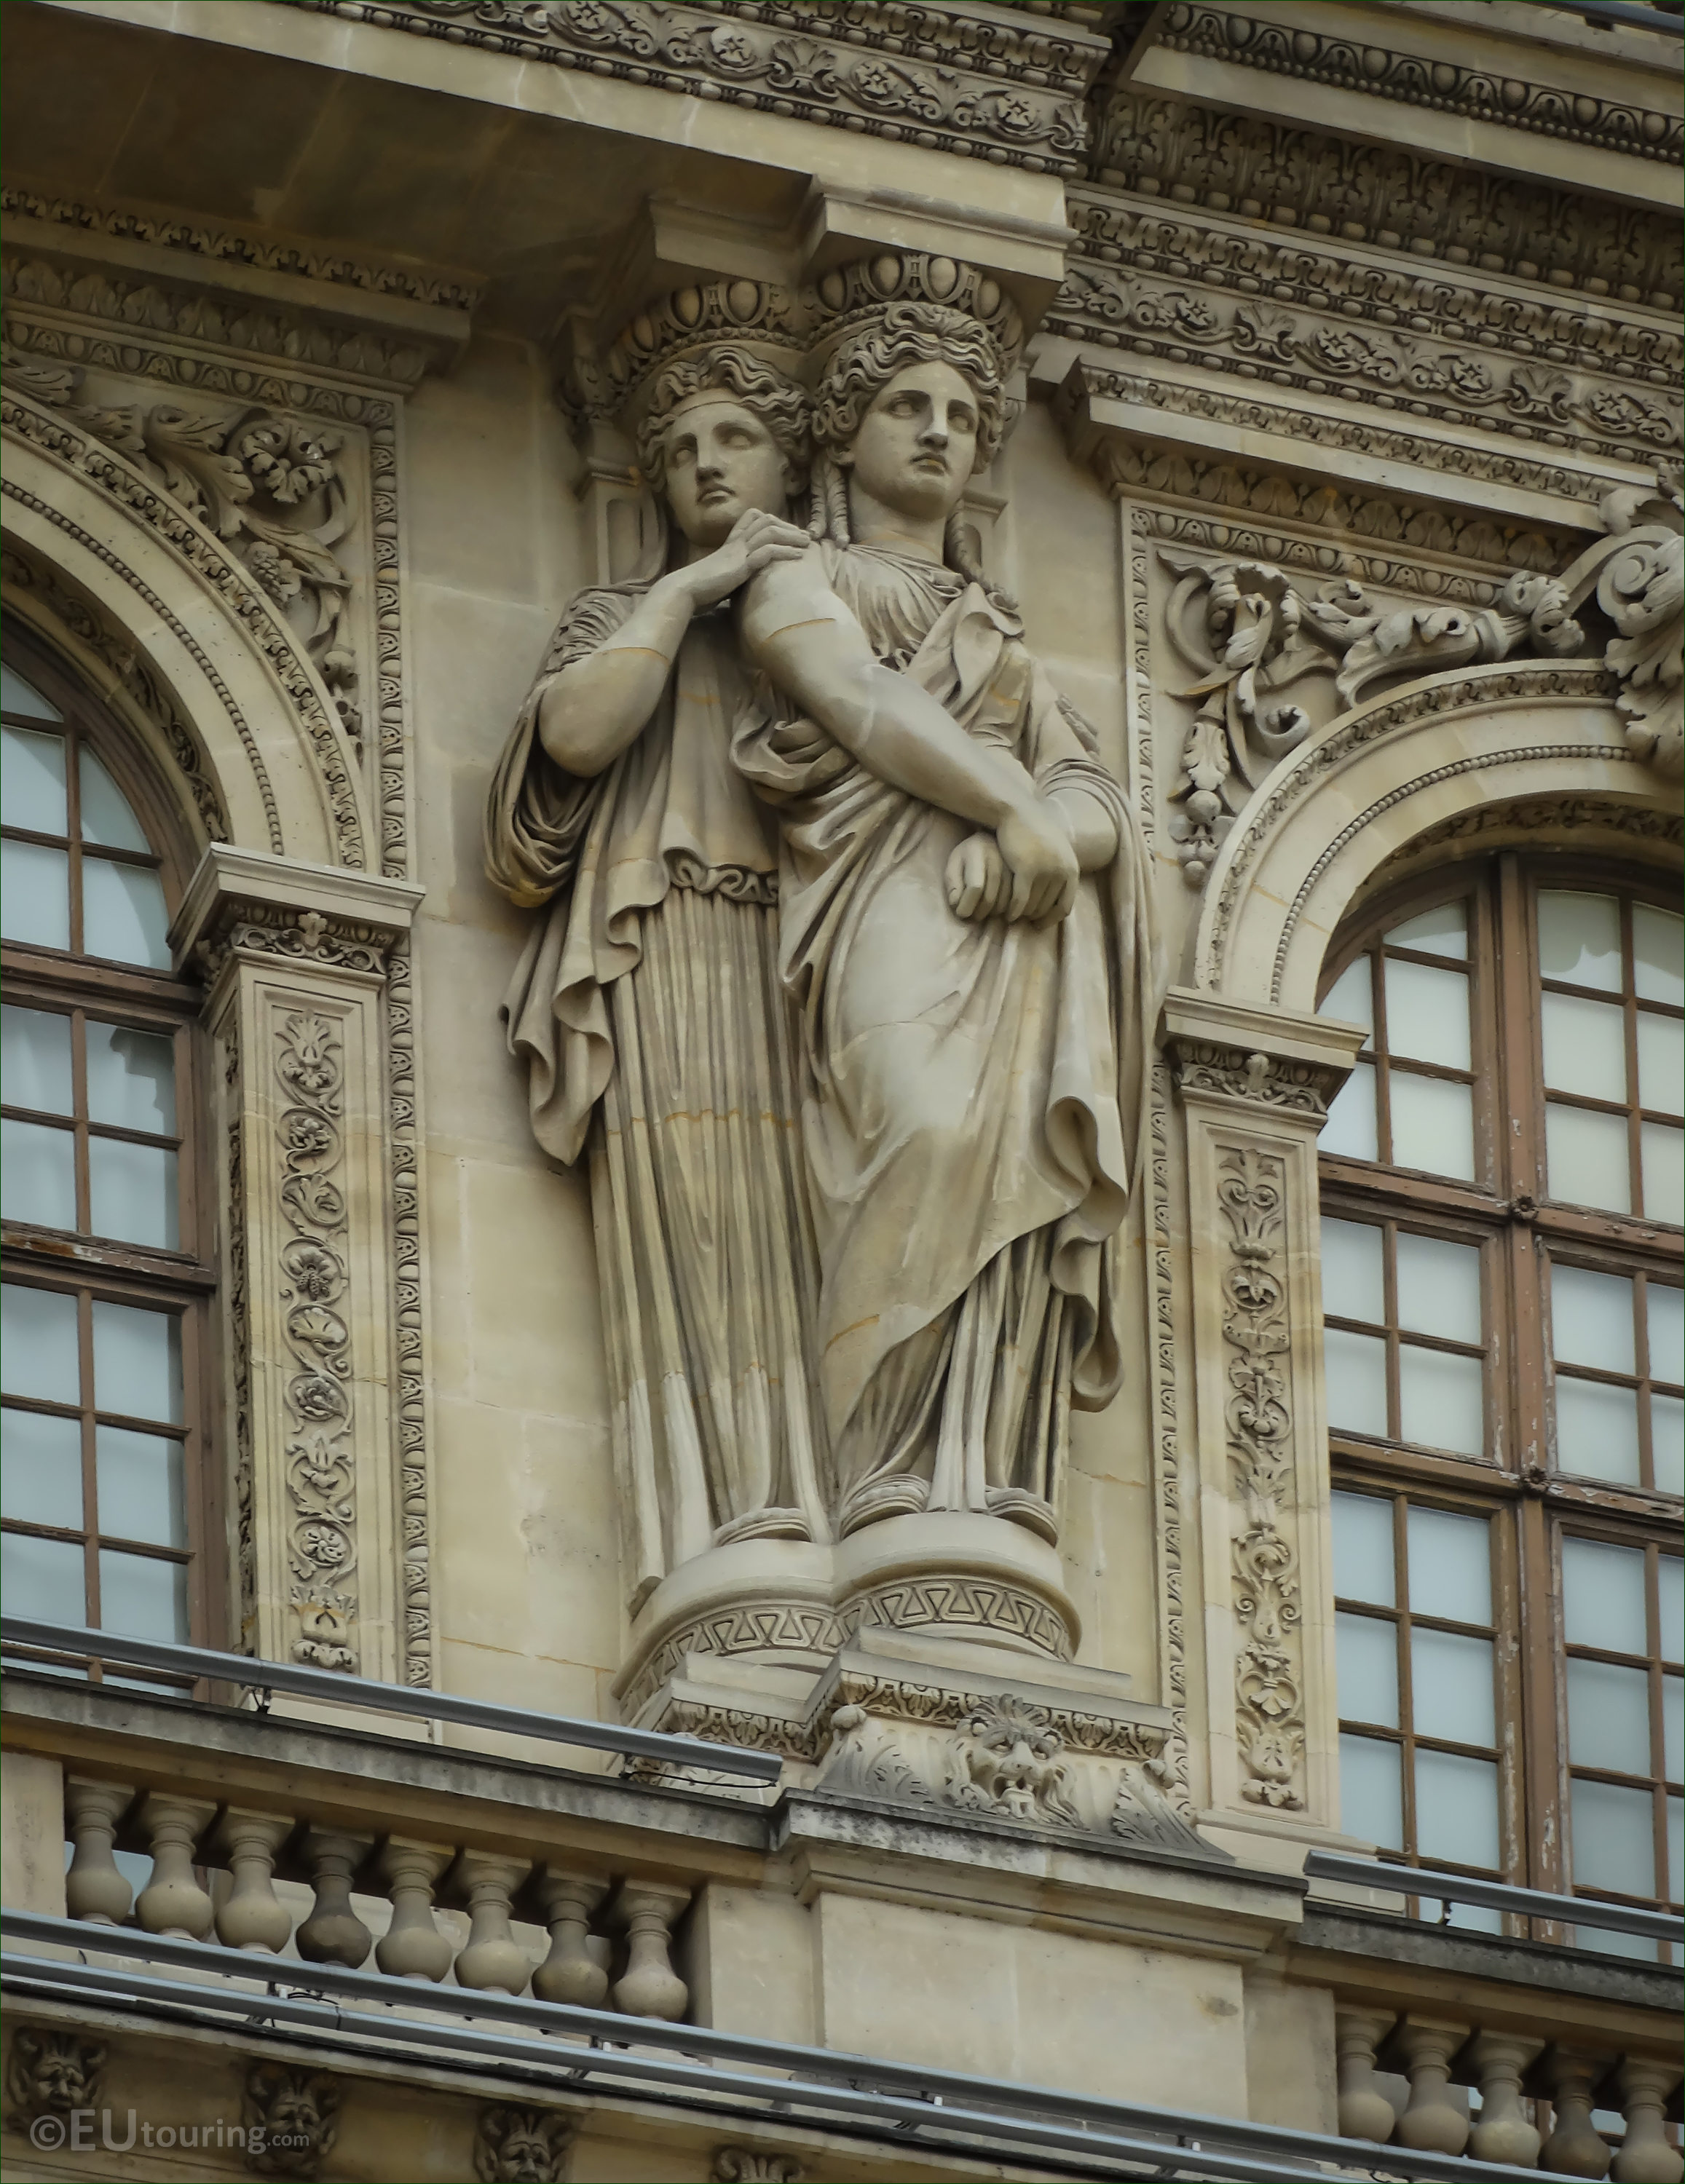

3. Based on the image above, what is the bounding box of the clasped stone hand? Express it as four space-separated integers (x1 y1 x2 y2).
679 508 810 611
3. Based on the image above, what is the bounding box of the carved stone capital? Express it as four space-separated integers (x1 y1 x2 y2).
171 845 424 989
1163 992 1365 1125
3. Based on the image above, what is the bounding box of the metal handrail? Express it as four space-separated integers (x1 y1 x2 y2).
1305 1851 1684 1945
0 1615 781 1784
1510 0 1685 34
0 1912 1553 2184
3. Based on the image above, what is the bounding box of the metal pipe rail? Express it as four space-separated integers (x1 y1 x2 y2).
1304 1851 1685 1947
0 1615 781 1784
1512 0 1685 33
0 1912 1548 2184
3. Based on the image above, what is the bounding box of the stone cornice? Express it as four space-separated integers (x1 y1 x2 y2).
170 844 425 984
1161 992 1365 1120
272 0 1110 175
1050 196 1680 475
1148 4 1681 167
1086 90 1681 309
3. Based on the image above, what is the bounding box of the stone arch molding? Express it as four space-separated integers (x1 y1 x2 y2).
0 411 372 871
1193 660 1676 1016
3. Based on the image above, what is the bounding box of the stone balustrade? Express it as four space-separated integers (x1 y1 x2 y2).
62 1775 696 2021
1335 2005 1683 2181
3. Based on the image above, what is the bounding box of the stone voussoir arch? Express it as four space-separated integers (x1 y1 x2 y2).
1192 657 1677 1016
1 406 373 874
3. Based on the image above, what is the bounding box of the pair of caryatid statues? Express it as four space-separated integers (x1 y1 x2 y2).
486 258 1156 1614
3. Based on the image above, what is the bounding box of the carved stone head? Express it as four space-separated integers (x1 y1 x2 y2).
473 2103 575 2183
813 301 1008 491
634 344 810 548
5 2027 106 2126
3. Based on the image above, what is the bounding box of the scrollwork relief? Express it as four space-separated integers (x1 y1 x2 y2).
275 1010 360 1673
1158 550 1584 882
1088 94 1681 306
1215 1144 1304 1813
278 0 1101 173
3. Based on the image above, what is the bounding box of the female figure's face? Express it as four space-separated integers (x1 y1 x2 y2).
659 397 791 548
845 361 980 523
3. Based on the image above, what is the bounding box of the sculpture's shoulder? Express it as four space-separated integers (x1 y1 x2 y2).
537 582 650 678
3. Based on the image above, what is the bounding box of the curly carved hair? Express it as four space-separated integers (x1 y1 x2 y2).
635 345 810 496
810 302 1008 472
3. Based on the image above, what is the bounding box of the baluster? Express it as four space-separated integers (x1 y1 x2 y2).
134 1793 216 1941
1467 2032 1544 2169
213 1810 295 1955
532 1867 610 2009
1611 2058 1683 2184
1542 2048 1612 2179
64 1779 135 1927
295 1830 374 1969
612 1880 691 2022
452 1853 532 1995
376 1839 456 1984
1334 2007 1399 2144
1386 2015 1471 2156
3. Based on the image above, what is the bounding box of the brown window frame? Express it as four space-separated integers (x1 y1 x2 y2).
1319 850 1683 1946
1 628 221 1671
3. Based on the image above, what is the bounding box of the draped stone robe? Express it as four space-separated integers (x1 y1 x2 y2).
487 590 829 1604
732 547 1156 1543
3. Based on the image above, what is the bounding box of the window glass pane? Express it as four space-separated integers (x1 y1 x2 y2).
1571 1776 1656 1896
76 748 151 852
1568 1658 1654 1776
0 1283 80 1405
1541 991 1629 1104
87 1137 178 1251
1551 1263 1636 1374
1640 1121 1684 1227
1633 903 1684 1008
97 1548 187 1642
1562 1537 1648 1654
1395 1233 1481 1342
1 722 67 833
1321 1057 1378 1161
1 1529 85 1623
91 1300 181 1427
1339 1733 1402 1851
1660 1559 1684 1666
1326 1326 1388 1438
1653 1393 1684 1500
0 1116 76 1232
82 859 169 970
1555 1377 1641 1486
1321 1217 1385 1326
1336 1611 1399 1728
1320 957 1373 1043
1 1005 73 1115
1399 1346 1484 1457
1385 901 1467 961
1664 1674 1681 1786
1408 1506 1491 1625
1332 1490 1395 1607
1 666 63 722
1545 1101 1630 1214
1650 1284 1684 1386
1539 891 1623 993
1416 1749 1500 1870
1637 1011 1684 1118
1 1405 83 1530
1 837 71 951
1389 1072 1475 1182
95 1426 186 1550
84 1021 175 1135
1384 958 1471 1069
1413 1628 1496 1747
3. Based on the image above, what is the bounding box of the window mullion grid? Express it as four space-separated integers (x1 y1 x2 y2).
63 716 83 960
1370 948 1394 1168
1394 1491 1418 1871
1646 1545 1670 1912
74 1283 100 1642
1620 895 1643 1219
1382 1219 1402 1441
68 1005 90 1237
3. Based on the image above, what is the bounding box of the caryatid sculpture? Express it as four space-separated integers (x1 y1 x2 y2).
488 261 1155 1667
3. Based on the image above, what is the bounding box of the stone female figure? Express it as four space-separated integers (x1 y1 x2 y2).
733 301 1157 1543
484 344 830 1601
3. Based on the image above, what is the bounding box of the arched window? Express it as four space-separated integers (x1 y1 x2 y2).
1 633 215 1669
1317 854 1682 1953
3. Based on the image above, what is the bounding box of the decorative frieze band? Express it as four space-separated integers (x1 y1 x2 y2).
274 0 1108 175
